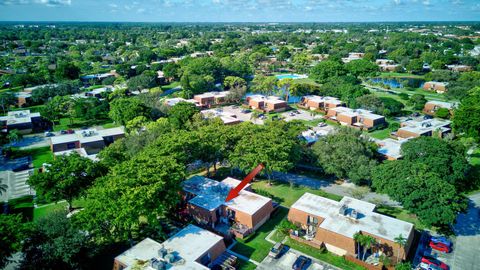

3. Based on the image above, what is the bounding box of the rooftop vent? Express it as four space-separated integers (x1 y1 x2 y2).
350 209 358 220
158 245 167 258
150 258 166 270
339 204 348 216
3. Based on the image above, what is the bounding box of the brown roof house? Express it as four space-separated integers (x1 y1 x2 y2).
423 81 448 94
326 107 386 130
423 101 456 116
193 91 230 107
288 193 414 263
300 95 344 112
113 224 226 270
182 176 274 239
247 95 288 113
396 118 451 139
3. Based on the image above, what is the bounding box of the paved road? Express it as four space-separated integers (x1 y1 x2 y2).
272 171 400 207
451 192 480 270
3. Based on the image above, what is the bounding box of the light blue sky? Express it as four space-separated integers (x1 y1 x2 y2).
0 0 479 22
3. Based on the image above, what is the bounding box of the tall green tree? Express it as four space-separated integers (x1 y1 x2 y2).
309 60 346 83
109 97 149 126
312 127 378 184
345 59 378 78
21 211 91 270
167 102 199 129
0 214 25 268
452 87 480 141
28 153 106 212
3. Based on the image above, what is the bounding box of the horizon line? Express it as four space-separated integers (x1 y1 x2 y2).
0 20 479 24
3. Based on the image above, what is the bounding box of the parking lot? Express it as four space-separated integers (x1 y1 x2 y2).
258 248 340 270
281 109 323 122
221 105 264 124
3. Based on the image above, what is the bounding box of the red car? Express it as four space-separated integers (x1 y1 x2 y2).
421 256 449 270
429 241 451 253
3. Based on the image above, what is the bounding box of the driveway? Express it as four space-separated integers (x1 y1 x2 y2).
451 192 480 270
281 109 323 122
272 171 400 207
258 249 340 270
221 105 264 125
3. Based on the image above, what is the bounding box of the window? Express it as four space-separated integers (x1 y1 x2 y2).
67 142 76 149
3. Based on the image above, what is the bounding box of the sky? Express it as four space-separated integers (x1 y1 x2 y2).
0 0 479 22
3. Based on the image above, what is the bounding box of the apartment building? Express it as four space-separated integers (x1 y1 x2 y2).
423 100 456 116
300 95 344 111
0 110 46 134
50 127 125 159
182 176 274 239
113 224 226 270
423 81 448 93
164 97 200 107
342 52 365 63
396 118 451 139
326 107 386 130
193 91 230 107
288 193 414 262
376 138 410 160
247 95 288 113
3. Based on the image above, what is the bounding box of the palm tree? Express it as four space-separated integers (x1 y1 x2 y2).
353 232 364 259
362 235 377 261
394 234 407 263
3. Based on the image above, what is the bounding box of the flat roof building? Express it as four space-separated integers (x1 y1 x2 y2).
396 118 451 139
288 193 414 262
182 176 274 239
50 127 125 158
193 91 230 107
375 138 410 160
300 95 344 111
164 97 200 107
200 109 242 125
423 100 456 116
0 110 44 134
247 95 287 113
326 107 386 130
113 224 226 270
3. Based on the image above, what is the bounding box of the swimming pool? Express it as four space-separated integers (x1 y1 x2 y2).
276 74 304 80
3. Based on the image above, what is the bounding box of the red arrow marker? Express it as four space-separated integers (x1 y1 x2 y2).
225 163 264 202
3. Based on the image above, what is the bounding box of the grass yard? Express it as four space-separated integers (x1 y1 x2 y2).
161 81 180 91
369 128 392 140
379 72 423 79
53 117 113 131
231 207 289 262
10 146 53 168
251 180 342 207
375 205 428 231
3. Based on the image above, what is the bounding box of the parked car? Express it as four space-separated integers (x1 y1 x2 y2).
44 132 55 137
424 115 433 120
60 130 67 134
268 242 284 259
317 122 327 127
294 110 301 114
292 255 311 270
66 129 75 134
420 262 443 270
241 109 251 114
289 112 296 116
421 256 449 270
429 236 452 253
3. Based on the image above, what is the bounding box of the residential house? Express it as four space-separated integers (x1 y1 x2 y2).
50 127 125 159
80 72 116 84
201 109 242 125
247 95 288 113
375 59 399 72
193 91 230 107
0 110 46 134
396 118 451 139
423 101 456 116
376 138 410 160
288 193 414 262
300 95 344 111
423 81 448 93
326 107 386 130
164 97 200 107
182 176 274 239
113 224 227 270
342 52 365 63
446 64 472 72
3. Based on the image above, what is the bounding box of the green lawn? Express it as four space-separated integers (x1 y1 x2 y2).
251 180 342 207
161 81 180 91
379 72 423 79
375 205 428 231
10 146 53 168
236 259 257 270
369 128 392 140
53 117 114 131
231 207 289 262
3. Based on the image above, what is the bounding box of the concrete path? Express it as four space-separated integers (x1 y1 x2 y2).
451 192 480 270
272 171 400 207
